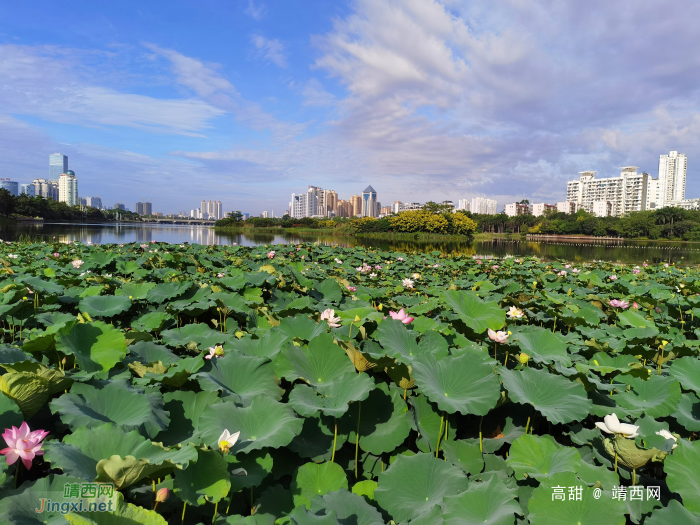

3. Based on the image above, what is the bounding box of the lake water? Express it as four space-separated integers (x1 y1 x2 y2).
2 221 699 264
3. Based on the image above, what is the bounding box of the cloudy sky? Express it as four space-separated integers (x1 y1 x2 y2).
1 0 699 215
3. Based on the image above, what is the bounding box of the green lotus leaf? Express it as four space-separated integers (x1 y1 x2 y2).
375 453 468 523
116 259 141 274
49 380 170 438
20 275 65 295
500 367 592 424
55 321 127 378
157 390 221 446
287 505 339 524
442 473 522 525
161 324 231 350
21 333 56 353
127 340 180 367
275 333 354 387
0 371 50 418
409 393 457 453
0 390 23 430
0 346 36 364
287 413 349 461
645 500 700 524
174 448 231 506
291 462 348 509
78 295 132 318
233 330 290 359
614 375 682 418
146 282 191 303
289 372 374 417
352 480 377 501
440 290 505 333
672 392 700 431
44 424 197 488
196 353 282 403
226 449 273 492
347 382 412 455
307 489 384 525
277 316 328 342
310 279 342 304
333 308 383 324
413 353 500 416
372 319 424 363
511 326 571 366
575 459 619 490
665 440 700 515
160 354 205 387
441 440 485 476
616 310 654 328
527 472 626 524
66 493 167 524
0 362 72 395
670 356 700 394
198 396 303 454
218 275 247 291
115 282 157 300
0 474 89 524
585 352 638 375
131 311 174 332
506 434 581 480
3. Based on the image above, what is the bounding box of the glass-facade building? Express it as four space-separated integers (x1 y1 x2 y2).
20 183 35 197
0 181 19 196
50 153 68 181
362 185 377 218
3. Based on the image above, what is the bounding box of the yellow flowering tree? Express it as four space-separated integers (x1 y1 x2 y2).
452 214 477 235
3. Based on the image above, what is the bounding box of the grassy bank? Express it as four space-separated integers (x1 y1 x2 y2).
214 226 478 241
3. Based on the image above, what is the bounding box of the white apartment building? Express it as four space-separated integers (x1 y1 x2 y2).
556 201 578 214
290 186 335 218
456 199 471 211
646 151 688 209
399 202 423 212
391 201 401 214
566 167 648 217
471 197 497 214
531 203 557 217
58 171 78 206
504 203 531 217
592 201 612 217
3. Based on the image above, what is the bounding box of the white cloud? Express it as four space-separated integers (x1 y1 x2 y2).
302 79 336 107
250 34 288 68
244 0 266 21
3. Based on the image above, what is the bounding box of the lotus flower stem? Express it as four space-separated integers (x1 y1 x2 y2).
494 343 497 361
355 402 362 479
614 451 618 473
479 416 483 453
14 461 20 489
152 480 156 494
331 418 338 462
214 501 220 523
632 468 636 486
403 388 407 400
525 416 530 435
504 351 509 366
552 315 557 333
181 502 187 523
251 488 254 514
436 412 444 458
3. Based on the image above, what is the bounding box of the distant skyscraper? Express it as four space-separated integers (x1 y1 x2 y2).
470 197 498 215
114 202 126 211
362 186 377 217
0 180 18 196
216 201 222 220
49 153 68 181
58 171 78 206
658 151 687 207
20 183 35 197
350 195 362 217
135 201 152 216
86 196 102 209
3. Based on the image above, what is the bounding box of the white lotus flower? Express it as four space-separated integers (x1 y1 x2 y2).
507 306 524 319
595 414 639 438
656 429 678 449
320 308 341 328
402 278 414 289
218 429 240 454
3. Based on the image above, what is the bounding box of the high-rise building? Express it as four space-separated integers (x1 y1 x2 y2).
79 198 87 206
31 178 51 199
471 197 498 214
216 201 222 220
86 196 102 209
657 151 687 207
566 168 648 216
49 153 68 181
350 195 362 217
58 171 78 206
135 201 152 216
457 199 471 211
19 183 35 197
392 201 401 214
0 180 18 196
504 203 531 216
291 186 336 218
556 201 578 214
49 181 59 200
326 191 338 215
362 186 377 217
261 211 269 218
114 202 126 211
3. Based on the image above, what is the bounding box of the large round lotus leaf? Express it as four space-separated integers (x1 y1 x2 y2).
233 330 290 359
506 435 581 480
160 354 205 388
372 319 422 363
65 493 168 524
226 450 273 492
127 340 179 367
310 279 343 304
291 462 348 509
174 448 231 506
511 326 571 367
614 375 681 418
277 316 328 342
645 500 700 524
346 382 412 455
78 295 132 318
616 310 654 328
412 353 501 415
670 356 700 394
441 440 484 476
21 275 65 295
49 380 170 438
672 392 700 431
289 372 374 417
157 390 221 446
275 333 354 387
500 367 592 424
55 321 127 377
161 324 230 349
196 353 282 403
287 506 339 524
130 311 174 332
198 396 303 454
287 413 349 461
665 440 700 515
442 473 521 525
146 282 191 303
0 474 90 524
218 275 247 291
440 290 505 333
586 352 638 375
409 393 457 453
0 371 50 418
527 472 626 524
116 282 156 300
307 489 384 525
44 424 197 488
0 390 23 429
375 453 469 523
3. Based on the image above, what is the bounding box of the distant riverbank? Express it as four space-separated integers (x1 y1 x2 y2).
213 225 478 241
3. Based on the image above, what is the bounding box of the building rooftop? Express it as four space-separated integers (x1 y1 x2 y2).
363 185 376 193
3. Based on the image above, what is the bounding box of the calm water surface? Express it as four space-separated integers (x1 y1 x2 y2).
2 222 699 264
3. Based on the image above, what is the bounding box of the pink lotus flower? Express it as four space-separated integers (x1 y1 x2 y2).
53 252 59 257
564 264 570 269
389 309 414 324
572 268 580 274
488 329 509 343
233 243 237 246
433 264 439 268
140 244 148 249
151 240 156 243
205 345 224 359
609 299 629 309
347 286 357 292
320 308 341 328
632 302 639 309
477 260 482 265
633 268 640 274
643 262 648 267
664 263 669 268
397 257 404 261
217 273 225 278
609 275 617 281
558 270 567 276
492 265 499 270
267 251 276 259
0 422 48 469
71 259 84 269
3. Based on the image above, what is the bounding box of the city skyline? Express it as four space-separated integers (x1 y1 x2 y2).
1 1 700 214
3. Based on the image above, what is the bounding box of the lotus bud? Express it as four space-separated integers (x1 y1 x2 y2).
518 353 530 365
155 488 169 503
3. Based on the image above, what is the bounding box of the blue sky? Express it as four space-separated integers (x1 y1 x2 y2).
2 0 700 214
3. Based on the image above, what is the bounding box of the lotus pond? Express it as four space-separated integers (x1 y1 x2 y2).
0 241 698 524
